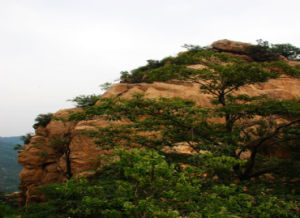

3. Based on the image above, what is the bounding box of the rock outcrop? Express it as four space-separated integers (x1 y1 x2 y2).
18 40 300 204
212 39 252 54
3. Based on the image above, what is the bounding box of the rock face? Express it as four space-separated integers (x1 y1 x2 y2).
212 39 252 54
18 40 300 204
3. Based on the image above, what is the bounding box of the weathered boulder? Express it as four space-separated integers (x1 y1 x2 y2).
212 39 252 54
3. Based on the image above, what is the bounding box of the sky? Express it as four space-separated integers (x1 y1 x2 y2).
1 0 300 136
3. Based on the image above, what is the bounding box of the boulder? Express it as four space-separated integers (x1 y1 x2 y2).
212 39 252 54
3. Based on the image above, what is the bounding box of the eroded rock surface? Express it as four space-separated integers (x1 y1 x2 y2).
212 39 252 54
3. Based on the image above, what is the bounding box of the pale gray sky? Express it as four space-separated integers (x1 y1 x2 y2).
1 0 300 136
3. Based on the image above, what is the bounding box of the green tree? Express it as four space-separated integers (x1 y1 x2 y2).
187 62 300 180
246 39 300 61
69 50 300 181
14 133 33 150
33 113 53 129
68 95 100 107
272 43 300 60
20 149 299 217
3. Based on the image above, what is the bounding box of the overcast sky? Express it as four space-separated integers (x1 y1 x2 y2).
1 0 300 136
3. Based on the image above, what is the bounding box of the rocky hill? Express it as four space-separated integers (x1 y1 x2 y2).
18 40 300 204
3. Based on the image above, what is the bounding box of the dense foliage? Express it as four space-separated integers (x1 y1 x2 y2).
121 45 299 83
246 39 300 62
19 149 300 217
14 133 34 151
32 113 53 129
0 192 16 218
68 94 101 107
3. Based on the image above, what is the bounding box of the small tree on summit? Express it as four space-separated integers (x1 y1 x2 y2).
247 39 300 61
33 113 53 129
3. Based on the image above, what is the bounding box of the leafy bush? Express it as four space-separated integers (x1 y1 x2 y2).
99 82 112 92
120 49 238 83
19 149 299 217
246 39 280 62
182 44 210 52
272 43 300 60
68 95 100 107
122 40 300 83
0 192 18 218
263 61 300 77
14 133 33 150
33 113 53 129
246 39 300 61
22 133 33 144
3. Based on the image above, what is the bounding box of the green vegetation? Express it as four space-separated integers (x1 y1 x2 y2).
246 39 300 62
272 43 300 60
100 82 113 92
120 43 300 83
33 113 53 129
2 41 300 217
68 82 113 108
0 137 22 193
19 149 300 218
68 94 100 107
0 191 18 218
120 48 243 83
14 133 34 151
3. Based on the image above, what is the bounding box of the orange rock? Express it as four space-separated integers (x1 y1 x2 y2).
211 39 252 54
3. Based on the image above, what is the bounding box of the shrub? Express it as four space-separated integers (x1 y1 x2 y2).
49 136 69 153
33 113 53 129
120 49 237 83
246 39 280 62
99 82 112 92
20 149 300 217
0 191 18 217
246 39 300 61
68 95 100 107
21 133 33 145
272 43 300 60
182 44 211 52
14 133 33 150
40 151 49 158
263 61 300 77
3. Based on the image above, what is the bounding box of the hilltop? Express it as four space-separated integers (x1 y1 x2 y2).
9 40 300 217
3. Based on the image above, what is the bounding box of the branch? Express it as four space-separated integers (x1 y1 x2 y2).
243 119 300 178
246 119 300 149
192 80 218 96
224 85 240 95
262 119 299 145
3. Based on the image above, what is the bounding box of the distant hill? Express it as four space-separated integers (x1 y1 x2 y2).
0 136 22 193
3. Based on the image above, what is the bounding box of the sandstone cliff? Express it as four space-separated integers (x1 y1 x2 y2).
18 40 300 204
